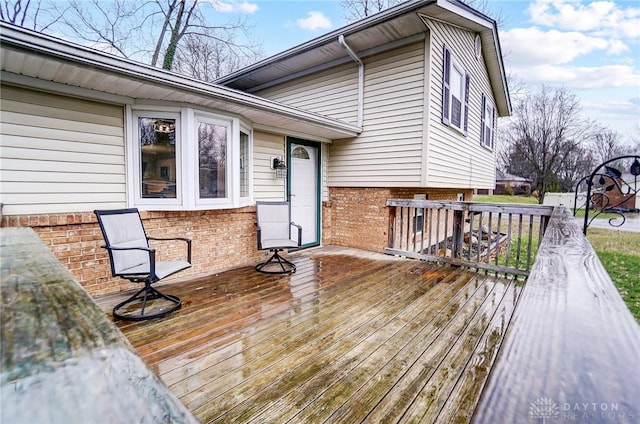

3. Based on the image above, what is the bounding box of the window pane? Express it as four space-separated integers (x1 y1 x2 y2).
139 117 177 198
450 66 464 129
240 131 249 198
483 103 494 147
198 121 227 199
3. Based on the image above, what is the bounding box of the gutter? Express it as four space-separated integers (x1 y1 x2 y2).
0 22 361 137
338 35 364 128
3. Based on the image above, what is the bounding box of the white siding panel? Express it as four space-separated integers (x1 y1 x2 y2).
424 20 497 189
255 42 427 188
253 130 287 201
330 42 426 187
257 63 359 124
322 143 329 201
0 84 126 214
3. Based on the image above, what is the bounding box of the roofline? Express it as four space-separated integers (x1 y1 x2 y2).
216 0 438 85
0 22 361 137
215 0 511 115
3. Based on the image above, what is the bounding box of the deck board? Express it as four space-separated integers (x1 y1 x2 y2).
95 246 521 423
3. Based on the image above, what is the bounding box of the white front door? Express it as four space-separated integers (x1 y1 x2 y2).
289 141 319 246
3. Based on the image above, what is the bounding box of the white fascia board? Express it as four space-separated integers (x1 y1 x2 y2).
0 23 361 137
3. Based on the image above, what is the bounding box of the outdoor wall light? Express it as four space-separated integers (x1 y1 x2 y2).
272 157 287 179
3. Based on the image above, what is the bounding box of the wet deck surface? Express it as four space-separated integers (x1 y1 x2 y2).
95 246 522 423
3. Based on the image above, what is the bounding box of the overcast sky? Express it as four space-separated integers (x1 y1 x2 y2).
220 0 639 144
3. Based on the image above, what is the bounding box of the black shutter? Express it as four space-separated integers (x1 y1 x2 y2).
463 73 470 136
480 94 486 145
491 105 496 149
442 46 450 125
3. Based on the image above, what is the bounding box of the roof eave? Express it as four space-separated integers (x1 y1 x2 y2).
0 22 361 139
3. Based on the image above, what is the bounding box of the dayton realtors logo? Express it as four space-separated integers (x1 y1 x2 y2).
529 397 635 422
529 397 560 422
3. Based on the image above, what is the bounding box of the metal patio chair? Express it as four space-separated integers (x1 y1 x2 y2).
94 208 191 321
255 201 302 274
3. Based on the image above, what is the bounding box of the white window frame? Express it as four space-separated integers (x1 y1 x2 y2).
442 45 470 136
128 107 184 209
481 94 496 150
193 111 234 209
239 125 253 207
126 105 253 211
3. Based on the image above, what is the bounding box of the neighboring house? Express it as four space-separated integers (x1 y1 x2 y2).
592 172 640 212
0 0 510 297
495 170 532 195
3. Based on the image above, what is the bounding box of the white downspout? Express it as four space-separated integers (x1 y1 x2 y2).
339 34 364 128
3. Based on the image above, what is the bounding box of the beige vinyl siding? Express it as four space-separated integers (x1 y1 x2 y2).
425 20 497 189
0 84 126 215
253 130 287 201
256 63 359 125
329 42 426 187
321 143 330 201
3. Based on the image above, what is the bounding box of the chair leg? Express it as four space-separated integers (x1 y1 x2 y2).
256 249 296 274
112 282 181 321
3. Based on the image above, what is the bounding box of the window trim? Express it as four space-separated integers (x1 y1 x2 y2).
129 108 184 208
238 126 253 207
480 94 496 150
126 105 253 211
442 45 470 136
193 111 234 208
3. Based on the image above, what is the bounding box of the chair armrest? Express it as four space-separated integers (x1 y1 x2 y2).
102 245 157 278
103 245 154 253
147 237 192 264
290 222 302 246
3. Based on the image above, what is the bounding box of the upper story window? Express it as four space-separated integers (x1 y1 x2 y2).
481 94 495 149
442 46 470 135
128 106 252 210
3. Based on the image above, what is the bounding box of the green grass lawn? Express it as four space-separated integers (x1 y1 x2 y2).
474 194 539 204
475 194 640 322
587 229 640 322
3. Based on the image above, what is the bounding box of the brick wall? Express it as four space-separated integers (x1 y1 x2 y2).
325 187 473 252
1 207 262 297
1 188 472 298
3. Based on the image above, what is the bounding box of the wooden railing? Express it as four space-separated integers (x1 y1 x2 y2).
386 200 554 276
472 206 640 423
0 227 198 423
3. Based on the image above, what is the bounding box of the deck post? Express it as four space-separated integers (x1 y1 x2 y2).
388 205 397 249
452 209 464 259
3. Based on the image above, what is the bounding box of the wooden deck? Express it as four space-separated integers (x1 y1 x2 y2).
95 246 522 423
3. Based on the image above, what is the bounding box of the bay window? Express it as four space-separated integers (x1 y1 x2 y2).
127 106 252 210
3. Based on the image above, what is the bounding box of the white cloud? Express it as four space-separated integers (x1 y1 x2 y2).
527 0 640 39
581 97 640 138
501 27 624 66
508 64 640 90
213 0 258 14
295 11 332 31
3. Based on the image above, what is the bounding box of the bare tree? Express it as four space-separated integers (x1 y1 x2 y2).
172 30 264 82
341 0 503 23
0 0 62 31
46 0 260 75
340 0 401 21
590 128 628 164
1 0 33 26
502 85 598 202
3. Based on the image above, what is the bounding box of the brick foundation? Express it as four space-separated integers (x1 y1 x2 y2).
1 188 472 298
324 187 472 252
2 208 262 297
